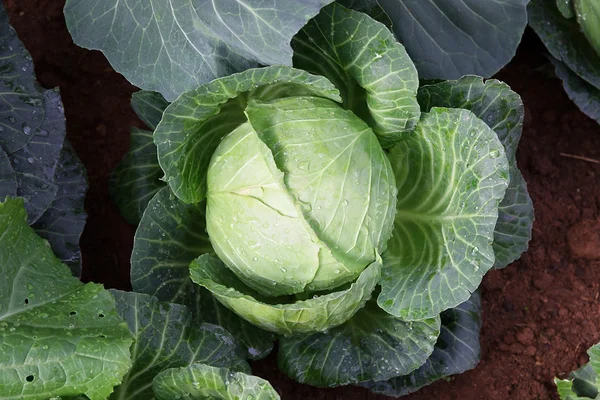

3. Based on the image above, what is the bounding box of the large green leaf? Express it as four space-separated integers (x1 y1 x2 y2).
32 141 88 277
379 108 509 320
555 343 600 399
374 0 528 80
109 290 249 400
278 298 440 387
529 0 600 90
417 76 533 268
190 254 381 335
64 0 334 101
131 91 170 131
131 187 275 360
551 58 600 125
292 2 420 147
154 66 341 204
110 128 166 225
0 198 133 400
153 363 280 400
363 292 482 396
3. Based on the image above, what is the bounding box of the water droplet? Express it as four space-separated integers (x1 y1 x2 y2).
342 199 349 206
252 257 258 261
489 149 500 158
27 157 34 164
23 125 31 135
280 267 287 272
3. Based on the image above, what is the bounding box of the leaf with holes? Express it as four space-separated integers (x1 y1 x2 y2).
0 198 132 400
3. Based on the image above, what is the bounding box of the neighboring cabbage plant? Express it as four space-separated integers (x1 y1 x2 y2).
529 0 600 125
103 3 534 395
555 342 600 400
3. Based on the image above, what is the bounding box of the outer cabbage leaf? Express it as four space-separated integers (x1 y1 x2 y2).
278 298 440 387
292 3 420 147
551 57 600 125
154 66 341 204
555 343 600 400
417 76 533 268
375 0 528 80
379 108 509 320
110 127 166 225
110 91 170 225
0 198 132 400
363 292 482 396
131 91 170 131
153 363 280 400
190 254 381 335
131 187 275 360
529 0 600 90
32 141 88 276
109 290 249 400
64 0 334 101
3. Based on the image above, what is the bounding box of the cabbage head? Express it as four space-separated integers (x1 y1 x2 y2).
121 2 532 392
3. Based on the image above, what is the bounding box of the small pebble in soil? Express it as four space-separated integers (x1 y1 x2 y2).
516 327 535 346
567 219 600 259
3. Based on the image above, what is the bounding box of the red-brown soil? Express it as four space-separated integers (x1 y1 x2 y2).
6 1 600 399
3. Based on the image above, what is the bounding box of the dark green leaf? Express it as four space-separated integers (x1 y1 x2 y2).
110 290 250 400
153 363 280 400
278 298 440 387
417 76 533 268
376 0 528 79
32 140 88 277
551 57 600 125
0 146 16 197
0 198 133 400
363 292 482 397
529 0 600 90
110 128 166 225
64 0 334 101
131 91 169 131
131 187 274 359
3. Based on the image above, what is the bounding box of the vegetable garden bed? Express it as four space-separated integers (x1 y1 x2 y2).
3 0 600 399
